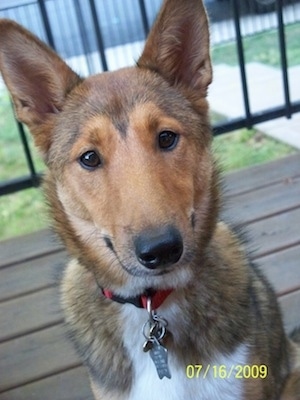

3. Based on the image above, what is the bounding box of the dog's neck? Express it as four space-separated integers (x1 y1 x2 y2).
101 288 173 309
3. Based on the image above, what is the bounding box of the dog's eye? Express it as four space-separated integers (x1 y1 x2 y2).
79 151 102 170
158 131 179 151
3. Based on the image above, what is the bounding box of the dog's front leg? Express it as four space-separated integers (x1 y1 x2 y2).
90 378 124 400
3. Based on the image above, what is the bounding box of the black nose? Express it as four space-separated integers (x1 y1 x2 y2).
135 226 183 269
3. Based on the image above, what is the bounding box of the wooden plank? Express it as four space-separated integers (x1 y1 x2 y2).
248 207 300 258
223 153 300 197
0 287 62 343
0 325 80 392
258 245 300 296
0 229 63 269
223 176 300 224
279 290 300 334
0 251 66 302
0 367 93 400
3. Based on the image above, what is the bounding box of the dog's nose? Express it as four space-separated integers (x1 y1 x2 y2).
135 226 183 269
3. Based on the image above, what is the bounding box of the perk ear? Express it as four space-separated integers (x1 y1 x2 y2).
0 19 82 155
138 0 212 98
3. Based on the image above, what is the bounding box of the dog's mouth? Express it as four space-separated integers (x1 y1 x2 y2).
120 261 174 278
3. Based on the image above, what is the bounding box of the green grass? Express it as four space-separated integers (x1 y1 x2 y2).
0 92 46 240
213 129 296 172
0 92 44 180
0 188 47 239
212 23 300 67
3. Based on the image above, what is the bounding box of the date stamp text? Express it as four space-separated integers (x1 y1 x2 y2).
186 364 268 380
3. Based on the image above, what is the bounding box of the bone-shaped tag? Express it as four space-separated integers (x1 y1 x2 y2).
149 339 171 379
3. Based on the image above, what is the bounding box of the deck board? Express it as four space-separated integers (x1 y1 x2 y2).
248 207 300 258
257 245 300 296
0 230 63 269
279 291 300 334
0 252 66 302
0 367 93 400
223 176 300 224
0 325 81 393
223 153 300 196
0 287 62 343
0 153 299 399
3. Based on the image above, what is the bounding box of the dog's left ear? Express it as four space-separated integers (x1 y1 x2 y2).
0 19 81 157
138 0 212 98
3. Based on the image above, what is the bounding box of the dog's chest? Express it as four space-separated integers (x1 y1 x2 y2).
121 305 248 400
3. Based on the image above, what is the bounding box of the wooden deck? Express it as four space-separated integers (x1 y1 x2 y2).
0 153 300 399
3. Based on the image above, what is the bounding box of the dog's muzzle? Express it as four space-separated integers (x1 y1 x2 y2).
134 226 183 269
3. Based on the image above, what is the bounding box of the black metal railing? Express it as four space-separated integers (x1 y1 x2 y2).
0 0 299 196
213 0 300 135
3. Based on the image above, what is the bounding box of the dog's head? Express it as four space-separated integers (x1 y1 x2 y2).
0 0 219 296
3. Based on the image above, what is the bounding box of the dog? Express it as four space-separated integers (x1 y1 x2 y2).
0 0 299 398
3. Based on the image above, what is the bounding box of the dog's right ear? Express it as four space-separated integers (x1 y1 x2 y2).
0 19 81 156
138 0 212 100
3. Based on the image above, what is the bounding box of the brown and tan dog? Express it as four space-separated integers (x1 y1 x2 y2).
0 0 299 398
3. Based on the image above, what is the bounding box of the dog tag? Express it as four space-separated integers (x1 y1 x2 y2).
142 295 171 378
149 338 171 379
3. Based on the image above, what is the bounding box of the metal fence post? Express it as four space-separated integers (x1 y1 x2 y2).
276 0 292 119
74 0 94 75
232 0 252 129
37 0 56 49
138 0 150 36
17 122 40 187
88 0 108 71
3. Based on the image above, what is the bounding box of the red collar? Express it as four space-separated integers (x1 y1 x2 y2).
102 288 173 309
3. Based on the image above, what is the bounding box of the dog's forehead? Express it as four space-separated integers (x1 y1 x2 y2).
75 67 173 114
59 67 191 137
79 69 145 135
82 68 138 100
72 67 204 132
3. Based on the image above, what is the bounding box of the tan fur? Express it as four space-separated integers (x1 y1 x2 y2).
0 0 299 398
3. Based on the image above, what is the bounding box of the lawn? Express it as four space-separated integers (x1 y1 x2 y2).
0 23 298 240
212 23 300 67
0 188 47 239
0 92 44 181
213 128 295 171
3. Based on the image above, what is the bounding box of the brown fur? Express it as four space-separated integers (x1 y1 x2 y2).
0 0 299 398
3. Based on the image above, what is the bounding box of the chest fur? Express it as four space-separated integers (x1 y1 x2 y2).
121 305 248 400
